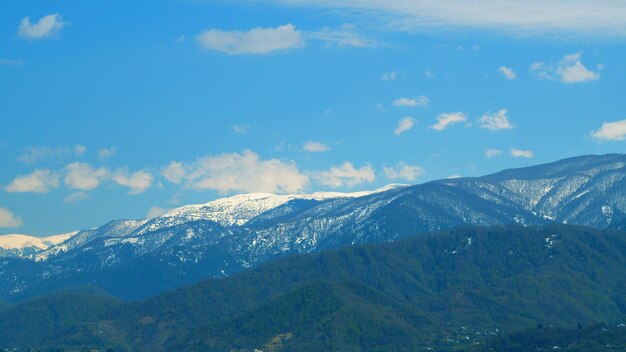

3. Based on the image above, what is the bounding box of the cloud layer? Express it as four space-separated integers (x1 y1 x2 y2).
273 0 626 37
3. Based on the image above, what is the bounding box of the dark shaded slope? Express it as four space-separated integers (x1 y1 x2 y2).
471 324 626 352
0 286 121 348
1 224 625 351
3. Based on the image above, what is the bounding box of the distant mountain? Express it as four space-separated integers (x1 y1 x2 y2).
0 232 77 258
1 154 626 301
0 224 625 351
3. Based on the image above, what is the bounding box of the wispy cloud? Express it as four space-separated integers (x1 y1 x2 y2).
510 148 534 158
479 109 514 130
17 13 66 40
394 117 416 135
64 192 89 204
484 149 503 158
0 207 22 228
17 145 86 164
392 96 429 107
303 141 331 152
147 206 169 219
431 112 467 131
591 119 626 141
5 169 60 193
0 59 26 66
271 0 626 38
383 162 424 181
98 147 117 161
309 23 380 48
498 66 517 79
381 71 399 81
231 125 250 134
531 53 599 83
312 162 375 188
196 24 304 55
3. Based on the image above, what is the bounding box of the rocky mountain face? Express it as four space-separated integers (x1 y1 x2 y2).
1 154 625 301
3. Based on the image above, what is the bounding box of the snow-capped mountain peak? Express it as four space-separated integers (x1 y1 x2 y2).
0 231 78 258
0 232 77 250
153 184 407 228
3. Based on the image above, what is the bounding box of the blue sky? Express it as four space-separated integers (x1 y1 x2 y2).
1 0 626 236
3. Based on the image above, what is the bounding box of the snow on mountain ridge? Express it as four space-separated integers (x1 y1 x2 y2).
152 184 407 228
0 232 78 250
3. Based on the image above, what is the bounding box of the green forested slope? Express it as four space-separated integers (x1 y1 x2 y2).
1 224 625 351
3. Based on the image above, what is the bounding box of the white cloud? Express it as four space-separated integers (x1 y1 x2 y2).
196 24 304 55
163 150 309 194
231 125 250 134
479 109 514 130
113 169 153 194
0 59 26 66
531 53 599 83
161 161 186 184
484 149 503 158
64 192 89 204
383 162 424 181
381 71 398 81
394 117 416 135
271 1 626 37
17 13 65 40
147 206 169 219
510 148 534 158
98 147 117 161
313 162 375 188
17 145 86 164
392 96 429 107
447 174 463 179
591 119 626 141
424 69 434 78
74 145 86 155
498 66 517 79
0 207 22 228
64 162 109 191
303 141 331 152
431 112 467 131
310 23 379 48
556 53 600 83
175 35 186 43
5 169 60 193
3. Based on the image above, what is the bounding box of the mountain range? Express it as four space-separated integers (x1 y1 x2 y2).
1 153 626 301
